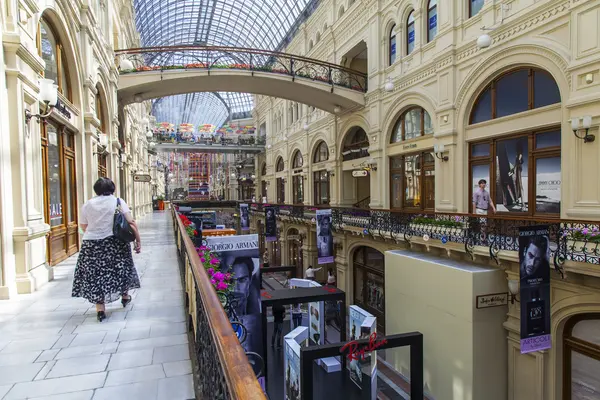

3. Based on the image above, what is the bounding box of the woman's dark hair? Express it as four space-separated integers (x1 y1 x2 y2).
93 177 116 196
328 268 333 274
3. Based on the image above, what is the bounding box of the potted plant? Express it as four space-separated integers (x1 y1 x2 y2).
157 195 165 211
409 216 466 239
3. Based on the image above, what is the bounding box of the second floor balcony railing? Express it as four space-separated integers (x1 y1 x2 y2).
152 133 266 147
248 203 600 274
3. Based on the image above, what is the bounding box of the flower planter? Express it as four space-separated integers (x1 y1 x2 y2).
409 223 466 240
565 239 600 262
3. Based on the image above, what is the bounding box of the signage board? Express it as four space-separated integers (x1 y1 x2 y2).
476 293 508 309
352 170 368 177
133 174 152 183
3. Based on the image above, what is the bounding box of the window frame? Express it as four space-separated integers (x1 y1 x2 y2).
37 17 72 100
292 175 304 204
468 127 561 218
390 107 432 143
313 141 329 163
427 0 438 43
275 157 285 172
406 11 415 55
469 67 561 125
563 313 600 400
95 91 108 178
389 151 436 211
313 170 330 205
469 0 484 18
292 151 304 169
389 24 397 65
276 177 285 204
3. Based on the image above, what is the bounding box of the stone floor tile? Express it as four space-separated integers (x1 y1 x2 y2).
3 372 106 399
101 342 119 354
152 344 190 364
0 350 42 366
0 384 13 399
70 332 107 347
55 344 105 360
36 349 60 362
162 360 192 377
107 349 153 371
105 364 165 387
91 380 159 400
149 322 187 338
157 374 194 400
102 331 120 344
34 360 56 381
51 334 76 349
0 336 61 354
117 327 150 342
29 390 94 400
116 334 188 353
0 363 46 385
73 321 126 334
46 354 110 379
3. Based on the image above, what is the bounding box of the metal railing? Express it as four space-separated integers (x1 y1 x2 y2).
247 203 600 274
115 45 368 92
172 209 265 400
151 133 266 147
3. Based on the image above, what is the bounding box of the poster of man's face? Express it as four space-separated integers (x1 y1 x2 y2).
318 215 330 236
240 205 249 229
520 236 549 282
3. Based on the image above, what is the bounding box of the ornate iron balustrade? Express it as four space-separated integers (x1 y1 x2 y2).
172 209 265 400
151 133 265 147
115 45 368 92
246 202 600 274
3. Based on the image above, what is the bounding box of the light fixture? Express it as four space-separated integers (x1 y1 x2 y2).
283 135 288 141
133 94 143 103
98 133 109 148
333 106 341 114
476 33 492 49
231 173 236 178
267 144 272 149
571 116 595 143
149 142 156 148
303 123 310 132
508 279 520 304
119 58 134 71
433 143 449 162
121 153 128 163
168 172 173 178
366 157 378 171
251 174 256 179
384 76 394 92
24 78 58 127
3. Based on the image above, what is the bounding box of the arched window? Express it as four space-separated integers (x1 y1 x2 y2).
38 17 71 99
391 107 433 143
276 157 285 172
313 141 329 163
427 0 438 42
95 90 108 178
292 151 303 169
407 11 415 55
261 162 267 175
563 314 600 399
470 0 484 18
389 24 397 65
353 246 386 332
342 127 370 161
469 68 561 124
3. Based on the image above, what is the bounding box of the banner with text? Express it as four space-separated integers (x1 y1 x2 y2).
265 206 277 242
519 225 552 354
316 209 334 264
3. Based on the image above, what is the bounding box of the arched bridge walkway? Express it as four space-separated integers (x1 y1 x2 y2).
116 46 367 113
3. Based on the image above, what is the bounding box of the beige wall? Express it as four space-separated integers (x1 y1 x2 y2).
385 250 508 400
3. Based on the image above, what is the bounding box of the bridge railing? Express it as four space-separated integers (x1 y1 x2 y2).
151 132 265 147
172 208 265 399
115 45 368 92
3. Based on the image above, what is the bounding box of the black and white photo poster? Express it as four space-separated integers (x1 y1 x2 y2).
265 206 277 242
240 203 250 231
519 225 552 354
316 209 334 264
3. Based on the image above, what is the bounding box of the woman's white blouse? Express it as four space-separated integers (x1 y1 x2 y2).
80 195 130 240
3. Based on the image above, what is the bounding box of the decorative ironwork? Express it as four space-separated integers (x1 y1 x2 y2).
115 45 368 92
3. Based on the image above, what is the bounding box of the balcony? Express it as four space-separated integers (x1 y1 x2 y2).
248 203 600 273
151 134 265 154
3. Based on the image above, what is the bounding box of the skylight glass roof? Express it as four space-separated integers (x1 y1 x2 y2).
133 0 316 126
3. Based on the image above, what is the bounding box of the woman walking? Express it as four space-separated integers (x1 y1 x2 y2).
72 177 141 322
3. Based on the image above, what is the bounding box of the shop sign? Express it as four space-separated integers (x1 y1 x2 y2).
288 235 301 241
340 332 388 361
403 143 417 150
352 170 368 177
476 293 508 309
55 99 72 120
133 174 152 183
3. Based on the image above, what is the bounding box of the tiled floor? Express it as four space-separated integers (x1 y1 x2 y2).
0 212 194 400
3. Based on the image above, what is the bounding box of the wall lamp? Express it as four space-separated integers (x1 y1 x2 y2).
93 133 109 155
25 79 58 129
508 279 520 304
571 116 595 143
433 143 449 162
366 157 378 171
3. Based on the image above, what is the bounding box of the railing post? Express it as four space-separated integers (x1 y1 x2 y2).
290 58 294 77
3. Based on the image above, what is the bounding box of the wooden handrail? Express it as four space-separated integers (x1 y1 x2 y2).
174 212 265 399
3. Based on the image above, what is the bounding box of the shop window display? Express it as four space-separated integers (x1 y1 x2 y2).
353 246 385 333
390 152 435 211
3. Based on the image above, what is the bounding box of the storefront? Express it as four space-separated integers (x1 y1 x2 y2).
353 246 385 333
38 15 80 265
287 228 303 276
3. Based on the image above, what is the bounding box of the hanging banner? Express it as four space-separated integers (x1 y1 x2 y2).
284 338 301 400
346 306 377 399
519 225 552 354
205 235 264 383
240 203 250 231
265 206 277 242
316 209 334 264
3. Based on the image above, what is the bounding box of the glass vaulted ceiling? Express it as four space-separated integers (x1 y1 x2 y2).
133 0 316 128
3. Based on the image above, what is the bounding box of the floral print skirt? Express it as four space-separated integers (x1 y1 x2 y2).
72 236 141 304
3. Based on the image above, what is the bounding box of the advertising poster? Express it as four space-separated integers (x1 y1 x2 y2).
205 235 264 364
240 203 250 231
535 157 561 214
495 136 529 213
265 206 277 242
316 209 334 264
347 306 377 398
519 226 552 354
284 339 301 400
309 302 322 345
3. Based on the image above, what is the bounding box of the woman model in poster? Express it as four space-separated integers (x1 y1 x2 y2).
513 142 525 207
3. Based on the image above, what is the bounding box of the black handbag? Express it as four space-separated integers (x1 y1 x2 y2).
113 198 136 243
